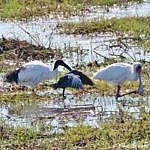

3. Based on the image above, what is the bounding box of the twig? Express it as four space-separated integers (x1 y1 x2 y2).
17 24 40 46
93 50 109 60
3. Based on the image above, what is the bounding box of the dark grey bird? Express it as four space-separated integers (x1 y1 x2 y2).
51 73 83 98
68 70 93 86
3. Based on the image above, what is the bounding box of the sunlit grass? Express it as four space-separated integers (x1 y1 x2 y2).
60 16 150 49
0 112 149 149
60 17 150 35
0 0 143 19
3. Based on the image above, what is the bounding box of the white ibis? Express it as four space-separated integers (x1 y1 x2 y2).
93 62 144 98
51 73 83 98
4 60 72 88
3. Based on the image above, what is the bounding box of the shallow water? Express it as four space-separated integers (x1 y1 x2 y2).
0 1 149 64
0 91 149 132
0 1 150 131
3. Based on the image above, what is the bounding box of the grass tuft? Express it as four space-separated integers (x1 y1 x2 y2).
0 0 143 19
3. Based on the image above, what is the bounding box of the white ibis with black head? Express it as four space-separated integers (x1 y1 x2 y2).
93 62 144 98
4 60 72 88
51 73 83 98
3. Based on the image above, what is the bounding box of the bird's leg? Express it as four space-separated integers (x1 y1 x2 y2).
32 88 37 95
78 88 84 95
120 90 138 97
62 88 66 108
115 85 121 99
62 88 66 99
115 85 137 99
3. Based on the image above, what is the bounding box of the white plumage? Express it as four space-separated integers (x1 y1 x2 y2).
93 62 144 98
18 61 57 87
5 60 72 88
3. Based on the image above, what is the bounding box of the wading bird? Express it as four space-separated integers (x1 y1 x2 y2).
51 73 83 99
68 70 93 86
50 65 93 107
51 69 93 107
4 60 72 88
93 62 144 98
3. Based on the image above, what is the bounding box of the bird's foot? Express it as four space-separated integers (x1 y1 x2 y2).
121 90 138 96
132 90 139 94
116 90 138 99
62 96 67 109
63 96 66 100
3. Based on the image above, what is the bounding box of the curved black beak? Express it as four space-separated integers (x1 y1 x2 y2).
53 60 72 71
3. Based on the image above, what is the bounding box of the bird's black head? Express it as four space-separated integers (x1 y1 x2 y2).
53 60 72 71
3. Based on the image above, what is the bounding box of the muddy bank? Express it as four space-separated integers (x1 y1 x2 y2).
0 37 62 61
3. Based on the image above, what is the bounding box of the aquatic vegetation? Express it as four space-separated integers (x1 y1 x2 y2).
143 40 150 50
0 0 143 19
60 17 150 35
60 16 150 49
0 1 149 149
0 90 48 104
53 115 149 149
0 112 149 149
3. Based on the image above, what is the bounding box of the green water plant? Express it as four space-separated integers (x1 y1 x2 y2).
0 0 143 20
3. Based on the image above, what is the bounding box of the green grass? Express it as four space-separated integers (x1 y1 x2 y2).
0 0 22 18
60 16 150 49
0 112 149 149
54 115 150 149
143 40 150 50
0 0 143 19
60 17 150 35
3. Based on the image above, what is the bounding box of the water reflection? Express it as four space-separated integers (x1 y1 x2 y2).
0 92 149 132
0 0 149 133
0 1 149 64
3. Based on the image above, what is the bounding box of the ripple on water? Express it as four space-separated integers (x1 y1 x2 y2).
0 92 149 132
0 0 150 132
0 1 149 64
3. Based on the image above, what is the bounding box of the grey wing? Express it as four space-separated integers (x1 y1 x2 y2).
68 74 83 89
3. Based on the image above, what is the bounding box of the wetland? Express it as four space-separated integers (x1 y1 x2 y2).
0 0 150 149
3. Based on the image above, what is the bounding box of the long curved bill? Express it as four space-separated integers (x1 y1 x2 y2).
138 73 144 95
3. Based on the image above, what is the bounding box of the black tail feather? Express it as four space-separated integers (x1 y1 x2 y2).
4 68 21 83
69 70 94 85
50 83 58 89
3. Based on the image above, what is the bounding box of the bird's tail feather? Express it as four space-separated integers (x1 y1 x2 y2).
50 83 58 89
4 69 21 83
69 70 94 86
80 74 94 85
